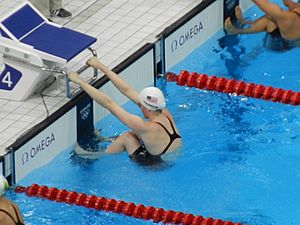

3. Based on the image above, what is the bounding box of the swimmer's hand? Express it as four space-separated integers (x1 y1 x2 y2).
67 71 82 85
86 56 101 68
86 56 108 72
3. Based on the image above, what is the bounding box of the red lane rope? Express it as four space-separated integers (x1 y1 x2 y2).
166 71 300 105
15 184 242 225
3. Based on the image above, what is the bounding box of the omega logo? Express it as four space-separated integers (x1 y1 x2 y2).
171 21 203 52
22 133 55 165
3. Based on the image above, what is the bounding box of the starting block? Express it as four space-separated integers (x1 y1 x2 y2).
0 1 98 100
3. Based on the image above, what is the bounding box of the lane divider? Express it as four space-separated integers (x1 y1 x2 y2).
15 184 242 225
166 71 300 105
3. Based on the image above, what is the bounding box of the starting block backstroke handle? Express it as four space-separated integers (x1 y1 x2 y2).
0 2 98 101
53 47 98 98
1 47 98 99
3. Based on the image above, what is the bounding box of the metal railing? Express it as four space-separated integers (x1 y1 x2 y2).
3 47 98 99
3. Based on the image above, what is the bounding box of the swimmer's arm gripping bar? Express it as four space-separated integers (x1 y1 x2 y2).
53 47 98 98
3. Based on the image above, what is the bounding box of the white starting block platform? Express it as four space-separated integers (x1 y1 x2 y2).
0 1 97 101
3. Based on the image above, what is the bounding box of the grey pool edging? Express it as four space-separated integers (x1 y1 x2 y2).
157 0 217 39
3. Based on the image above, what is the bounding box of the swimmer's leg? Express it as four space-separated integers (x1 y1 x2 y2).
224 17 240 34
104 131 140 155
235 5 251 25
225 15 276 35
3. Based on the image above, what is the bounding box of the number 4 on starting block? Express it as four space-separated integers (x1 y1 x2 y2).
0 65 22 91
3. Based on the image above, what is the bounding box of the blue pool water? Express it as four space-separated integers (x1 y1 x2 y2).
7 4 300 225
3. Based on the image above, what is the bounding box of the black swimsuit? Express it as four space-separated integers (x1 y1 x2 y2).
0 204 24 225
269 27 281 38
264 28 294 51
264 10 300 51
154 117 181 154
130 116 181 165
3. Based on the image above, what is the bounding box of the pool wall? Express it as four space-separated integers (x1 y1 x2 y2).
1 0 254 184
14 110 77 182
161 0 223 71
0 157 3 175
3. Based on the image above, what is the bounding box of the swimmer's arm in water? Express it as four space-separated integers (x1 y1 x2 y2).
86 57 139 105
68 71 147 133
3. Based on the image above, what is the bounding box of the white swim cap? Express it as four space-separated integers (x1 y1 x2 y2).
0 174 9 196
138 87 166 111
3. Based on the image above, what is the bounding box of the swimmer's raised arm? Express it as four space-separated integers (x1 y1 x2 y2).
86 57 139 105
67 71 146 132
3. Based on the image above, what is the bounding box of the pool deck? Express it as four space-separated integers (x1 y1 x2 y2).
0 0 201 155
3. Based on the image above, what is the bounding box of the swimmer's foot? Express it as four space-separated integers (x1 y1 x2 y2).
97 135 119 142
72 143 103 160
235 5 251 25
93 129 119 142
224 17 239 35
